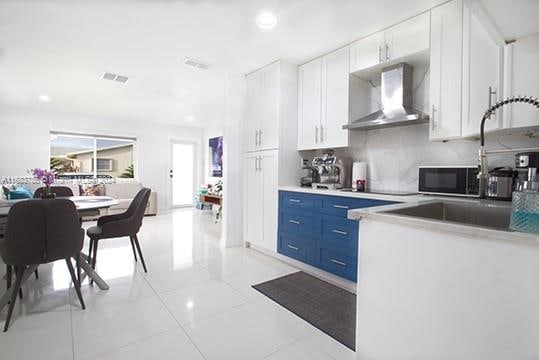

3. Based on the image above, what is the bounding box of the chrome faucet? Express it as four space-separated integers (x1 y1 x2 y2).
478 95 539 197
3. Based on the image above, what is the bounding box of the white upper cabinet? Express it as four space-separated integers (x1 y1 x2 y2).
245 71 263 152
259 62 280 150
349 32 385 74
385 12 430 62
297 48 349 150
244 61 298 153
297 58 322 150
429 0 463 140
349 12 430 74
321 46 350 149
503 32 539 130
461 3 504 138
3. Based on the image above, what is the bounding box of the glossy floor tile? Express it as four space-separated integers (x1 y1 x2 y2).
0 209 356 360
184 302 303 360
160 279 249 325
91 328 204 360
72 296 178 359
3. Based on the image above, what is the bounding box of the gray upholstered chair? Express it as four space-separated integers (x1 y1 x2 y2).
87 188 151 273
33 186 74 198
0 199 85 331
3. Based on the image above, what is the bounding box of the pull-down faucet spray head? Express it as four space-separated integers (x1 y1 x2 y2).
478 95 539 197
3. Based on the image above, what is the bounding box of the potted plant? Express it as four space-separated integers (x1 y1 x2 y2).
31 168 56 199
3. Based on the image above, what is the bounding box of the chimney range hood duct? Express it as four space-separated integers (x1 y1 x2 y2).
343 63 428 130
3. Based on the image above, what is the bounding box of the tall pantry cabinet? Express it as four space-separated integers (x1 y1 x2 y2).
243 61 299 253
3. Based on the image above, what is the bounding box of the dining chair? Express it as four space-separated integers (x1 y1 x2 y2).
87 188 151 273
33 186 74 198
0 199 86 332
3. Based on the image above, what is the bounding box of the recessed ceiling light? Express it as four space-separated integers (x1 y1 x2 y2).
38 95 51 102
256 12 277 30
185 115 196 122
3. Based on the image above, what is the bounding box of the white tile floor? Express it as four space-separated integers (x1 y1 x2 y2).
0 209 356 360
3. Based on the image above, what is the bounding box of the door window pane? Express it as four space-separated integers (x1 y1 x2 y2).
172 143 195 206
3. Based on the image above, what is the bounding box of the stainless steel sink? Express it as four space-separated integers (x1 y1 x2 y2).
381 201 512 230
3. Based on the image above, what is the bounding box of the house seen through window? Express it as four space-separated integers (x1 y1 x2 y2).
50 132 136 179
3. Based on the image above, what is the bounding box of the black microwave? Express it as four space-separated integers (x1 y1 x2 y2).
418 166 480 197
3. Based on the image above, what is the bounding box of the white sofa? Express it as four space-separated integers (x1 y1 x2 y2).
103 182 158 216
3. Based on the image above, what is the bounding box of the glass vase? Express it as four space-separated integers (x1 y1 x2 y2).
509 190 539 234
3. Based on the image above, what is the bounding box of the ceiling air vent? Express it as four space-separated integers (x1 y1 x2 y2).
182 57 212 70
101 72 129 83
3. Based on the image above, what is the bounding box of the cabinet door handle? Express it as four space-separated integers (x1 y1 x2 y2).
255 157 258 171
332 229 348 235
378 45 383 63
258 156 262 171
288 219 301 225
331 259 347 267
431 104 437 131
333 205 349 209
289 199 301 203
259 130 263 146
255 130 259 146
320 125 324 142
315 126 319 143
488 86 497 109
385 43 390 61
287 245 300 251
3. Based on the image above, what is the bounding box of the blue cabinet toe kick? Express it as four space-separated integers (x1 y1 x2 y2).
278 190 398 282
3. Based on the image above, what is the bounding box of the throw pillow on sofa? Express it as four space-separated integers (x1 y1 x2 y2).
8 186 33 200
80 184 105 196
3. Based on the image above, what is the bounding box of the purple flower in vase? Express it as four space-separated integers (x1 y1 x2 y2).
30 168 56 197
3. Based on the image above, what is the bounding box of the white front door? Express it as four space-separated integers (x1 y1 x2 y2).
170 141 198 208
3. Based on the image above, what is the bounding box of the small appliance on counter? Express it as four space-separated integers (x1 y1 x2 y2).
351 161 367 192
311 151 351 190
515 151 539 191
300 158 319 187
485 167 516 201
418 166 480 197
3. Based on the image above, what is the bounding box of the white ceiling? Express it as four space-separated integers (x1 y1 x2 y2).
0 0 536 128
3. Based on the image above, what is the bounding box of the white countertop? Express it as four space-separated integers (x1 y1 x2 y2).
279 186 539 245
278 185 424 203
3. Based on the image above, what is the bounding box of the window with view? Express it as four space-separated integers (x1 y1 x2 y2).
50 133 136 179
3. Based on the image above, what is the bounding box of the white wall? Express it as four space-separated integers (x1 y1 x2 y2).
221 76 245 248
0 104 204 210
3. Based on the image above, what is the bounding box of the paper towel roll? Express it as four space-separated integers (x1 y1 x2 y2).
352 162 367 191
352 162 367 181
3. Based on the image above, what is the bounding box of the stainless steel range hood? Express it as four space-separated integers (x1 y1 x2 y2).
343 62 428 130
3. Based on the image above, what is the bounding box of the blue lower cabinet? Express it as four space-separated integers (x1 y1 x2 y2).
277 232 315 265
320 195 397 218
316 247 358 282
279 208 319 237
278 191 399 283
320 215 358 252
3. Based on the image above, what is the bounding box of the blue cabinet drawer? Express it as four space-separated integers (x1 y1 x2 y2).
279 209 319 237
277 233 315 265
280 191 320 211
316 247 358 282
320 216 359 251
320 196 397 218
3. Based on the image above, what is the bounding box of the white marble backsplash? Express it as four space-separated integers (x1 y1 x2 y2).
301 124 539 192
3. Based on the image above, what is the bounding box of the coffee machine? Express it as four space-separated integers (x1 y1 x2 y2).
311 151 351 190
300 158 319 187
515 151 539 191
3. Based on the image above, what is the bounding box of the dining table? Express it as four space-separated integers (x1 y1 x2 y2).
0 196 118 311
